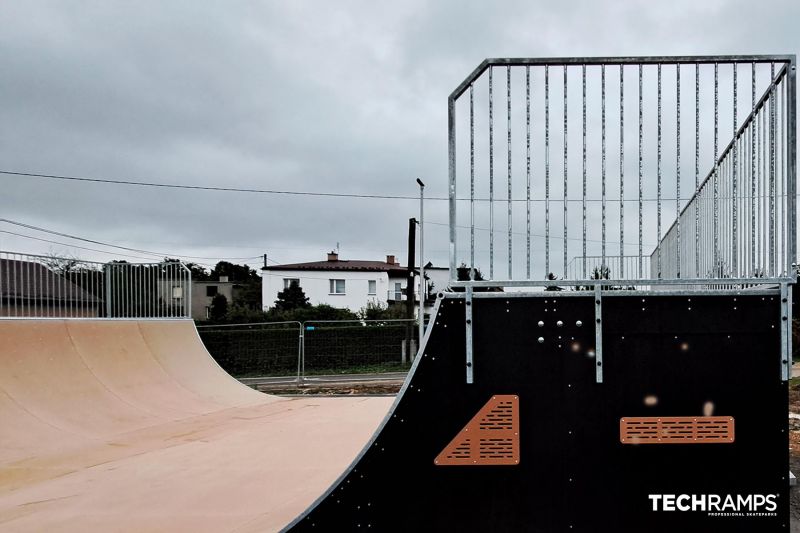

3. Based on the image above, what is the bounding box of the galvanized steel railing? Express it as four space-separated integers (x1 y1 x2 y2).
447 56 796 287
0 251 192 318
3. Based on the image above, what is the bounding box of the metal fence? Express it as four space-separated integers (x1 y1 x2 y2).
447 55 796 287
0 251 192 318
197 321 302 378
197 319 418 381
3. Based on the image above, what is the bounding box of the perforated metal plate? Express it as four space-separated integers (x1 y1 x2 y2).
620 416 735 444
435 395 520 466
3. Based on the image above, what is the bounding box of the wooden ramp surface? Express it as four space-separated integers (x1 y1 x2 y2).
0 319 391 532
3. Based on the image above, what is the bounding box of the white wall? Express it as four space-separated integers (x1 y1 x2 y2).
262 270 391 311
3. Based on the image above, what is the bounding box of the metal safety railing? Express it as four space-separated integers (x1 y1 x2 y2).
0 251 192 318
197 318 418 383
447 55 796 288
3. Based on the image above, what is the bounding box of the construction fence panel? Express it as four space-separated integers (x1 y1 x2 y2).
197 321 302 379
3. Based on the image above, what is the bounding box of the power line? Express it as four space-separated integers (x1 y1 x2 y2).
0 218 262 262
2 169 770 203
0 230 177 262
0 170 431 201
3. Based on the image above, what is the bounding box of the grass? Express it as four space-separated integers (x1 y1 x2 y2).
230 362 412 379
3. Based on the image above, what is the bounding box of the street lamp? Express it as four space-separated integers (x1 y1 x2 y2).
416 178 425 345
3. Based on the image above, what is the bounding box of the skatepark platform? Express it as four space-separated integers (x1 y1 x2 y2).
0 319 391 532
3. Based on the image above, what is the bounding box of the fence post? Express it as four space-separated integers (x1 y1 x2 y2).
297 322 304 386
104 263 112 318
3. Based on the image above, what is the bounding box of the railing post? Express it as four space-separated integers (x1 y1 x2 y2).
297 322 304 386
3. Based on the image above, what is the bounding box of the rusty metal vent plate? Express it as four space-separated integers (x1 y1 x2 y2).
620 416 735 444
435 395 519 466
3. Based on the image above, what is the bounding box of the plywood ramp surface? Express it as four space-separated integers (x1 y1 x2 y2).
0 320 392 532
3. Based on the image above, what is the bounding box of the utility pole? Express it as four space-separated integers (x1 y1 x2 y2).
416 178 425 345
405 217 417 360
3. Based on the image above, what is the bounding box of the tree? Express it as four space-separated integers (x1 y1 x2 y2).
212 261 259 282
358 301 407 321
452 263 501 292
273 281 311 312
209 293 228 321
456 263 485 281
184 262 210 281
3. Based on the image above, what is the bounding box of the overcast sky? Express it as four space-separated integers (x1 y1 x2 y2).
1 1 798 277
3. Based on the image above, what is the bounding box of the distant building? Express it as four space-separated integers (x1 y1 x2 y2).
261 251 426 313
191 276 238 320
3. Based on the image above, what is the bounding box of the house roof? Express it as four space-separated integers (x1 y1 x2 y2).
0 259 101 303
263 259 407 274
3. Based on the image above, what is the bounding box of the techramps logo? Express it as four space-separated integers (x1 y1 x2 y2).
648 494 778 518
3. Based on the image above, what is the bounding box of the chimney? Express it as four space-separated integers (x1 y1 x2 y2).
328 251 339 261
386 255 396 265
219 275 229 283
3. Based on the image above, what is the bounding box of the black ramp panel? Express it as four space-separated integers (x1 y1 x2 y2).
285 293 787 532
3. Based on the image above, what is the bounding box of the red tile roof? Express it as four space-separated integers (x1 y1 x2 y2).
0 259 101 303
263 259 407 274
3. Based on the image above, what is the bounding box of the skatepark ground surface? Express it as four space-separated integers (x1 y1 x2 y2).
0 319 392 532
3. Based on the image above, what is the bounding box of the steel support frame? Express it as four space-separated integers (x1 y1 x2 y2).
781 283 792 381
595 285 603 383
465 285 474 384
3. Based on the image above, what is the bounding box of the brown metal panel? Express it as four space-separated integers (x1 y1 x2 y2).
434 395 520 466
619 416 735 444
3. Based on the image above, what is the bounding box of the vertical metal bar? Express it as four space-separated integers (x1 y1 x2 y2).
601 64 607 270
758 100 763 272
448 95 456 282
186 264 191 317
594 285 603 383
695 63 701 278
769 62 776 275
582 64 588 279
657 63 662 278
545 65 550 276
33 255 38 316
470 84 475 281
563 65 569 278
138 263 142 318
465 287 474 384
489 67 495 279
638 64 643 278
507 65 513 279
26 257 30 316
781 283 790 381
619 65 625 278
763 104 768 272
751 62 757 276
526 66 532 279
781 74 787 273
713 62 719 276
296 322 303 386
126 263 131 318
731 63 739 277
676 64 681 278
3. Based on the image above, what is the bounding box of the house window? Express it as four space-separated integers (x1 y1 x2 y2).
284 278 300 289
392 282 403 300
206 285 218 297
329 279 345 295
368 280 376 295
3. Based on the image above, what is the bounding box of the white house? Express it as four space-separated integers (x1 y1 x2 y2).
261 252 415 312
